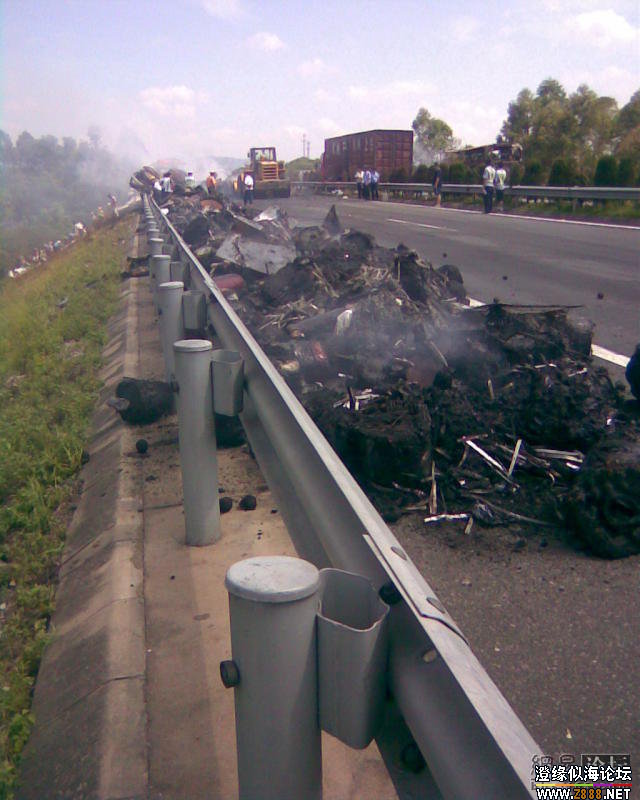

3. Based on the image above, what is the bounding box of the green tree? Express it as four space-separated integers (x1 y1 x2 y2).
448 161 469 184
615 90 640 137
412 163 429 182
500 79 632 182
568 85 617 173
501 88 535 143
509 164 524 186
616 157 636 186
594 155 617 185
536 78 567 105
0 129 131 276
522 160 544 185
548 158 577 186
412 107 459 164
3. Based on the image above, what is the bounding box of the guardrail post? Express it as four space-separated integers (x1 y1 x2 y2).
158 281 184 382
151 254 171 312
222 556 322 800
173 339 221 546
148 236 163 257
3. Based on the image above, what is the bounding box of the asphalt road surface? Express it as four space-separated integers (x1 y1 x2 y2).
253 193 640 775
260 194 639 359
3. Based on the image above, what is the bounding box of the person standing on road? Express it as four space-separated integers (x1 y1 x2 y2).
432 165 442 207
243 172 254 206
206 171 217 195
482 159 496 213
494 162 507 211
371 169 380 200
363 167 372 200
355 168 364 199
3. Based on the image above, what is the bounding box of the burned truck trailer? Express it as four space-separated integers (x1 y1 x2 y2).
322 129 413 181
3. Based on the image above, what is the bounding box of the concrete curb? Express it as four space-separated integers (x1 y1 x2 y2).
18 233 148 800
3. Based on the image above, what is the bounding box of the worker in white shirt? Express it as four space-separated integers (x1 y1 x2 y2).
493 162 507 211
371 169 380 200
161 173 172 196
482 160 496 214
355 169 364 199
363 168 372 200
243 173 254 206
185 171 196 189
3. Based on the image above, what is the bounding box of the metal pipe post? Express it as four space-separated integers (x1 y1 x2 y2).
158 281 184 382
173 340 221 546
151 254 171 312
223 556 322 800
148 236 163 257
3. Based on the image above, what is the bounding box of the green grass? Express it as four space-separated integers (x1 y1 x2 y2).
502 198 640 222
0 219 132 798
384 191 640 222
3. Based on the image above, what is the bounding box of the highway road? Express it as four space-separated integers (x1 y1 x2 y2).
253 193 640 767
261 194 640 359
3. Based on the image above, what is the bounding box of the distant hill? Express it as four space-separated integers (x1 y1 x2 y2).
286 157 321 178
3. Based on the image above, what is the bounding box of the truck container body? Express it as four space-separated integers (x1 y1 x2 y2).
322 130 413 182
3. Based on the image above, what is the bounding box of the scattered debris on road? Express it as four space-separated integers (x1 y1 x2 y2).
152 188 639 558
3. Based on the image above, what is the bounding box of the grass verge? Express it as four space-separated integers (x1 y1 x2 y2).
0 218 132 798
384 192 640 223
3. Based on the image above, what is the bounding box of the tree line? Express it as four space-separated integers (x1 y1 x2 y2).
0 129 130 276
411 80 640 186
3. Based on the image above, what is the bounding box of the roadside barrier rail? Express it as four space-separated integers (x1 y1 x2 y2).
147 196 539 799
292 180 640 202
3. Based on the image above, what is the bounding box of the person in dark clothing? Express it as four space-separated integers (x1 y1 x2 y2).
626 344 640 399
432 165 442 206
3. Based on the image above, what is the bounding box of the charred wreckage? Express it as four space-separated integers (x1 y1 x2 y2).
130 167 639 559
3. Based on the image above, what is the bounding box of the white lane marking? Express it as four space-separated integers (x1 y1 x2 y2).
387 217 457 232
591 344 630 367
468 297 630 367
488 211 640 231
431 207 481 215
350 198 639 230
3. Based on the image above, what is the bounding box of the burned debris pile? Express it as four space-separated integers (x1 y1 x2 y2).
159 193 638 558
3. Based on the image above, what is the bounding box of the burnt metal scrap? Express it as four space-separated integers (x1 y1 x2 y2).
155 190 638 558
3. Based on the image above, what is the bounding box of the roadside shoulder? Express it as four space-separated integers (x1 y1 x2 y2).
17 266 147 799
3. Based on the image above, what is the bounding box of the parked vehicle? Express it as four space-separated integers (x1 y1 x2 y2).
235 147 290 198
322 129 413 182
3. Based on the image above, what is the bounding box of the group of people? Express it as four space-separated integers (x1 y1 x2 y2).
431 162 507 212
481 160 507 214
354 168 380 200
153 172 174 200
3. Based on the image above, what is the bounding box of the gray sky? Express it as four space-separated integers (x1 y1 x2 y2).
2 0 638 171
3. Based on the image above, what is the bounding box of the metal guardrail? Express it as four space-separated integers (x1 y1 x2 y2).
148 197 540 799
292 180 640 202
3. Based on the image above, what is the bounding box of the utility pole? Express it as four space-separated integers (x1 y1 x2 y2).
302 133 307 159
